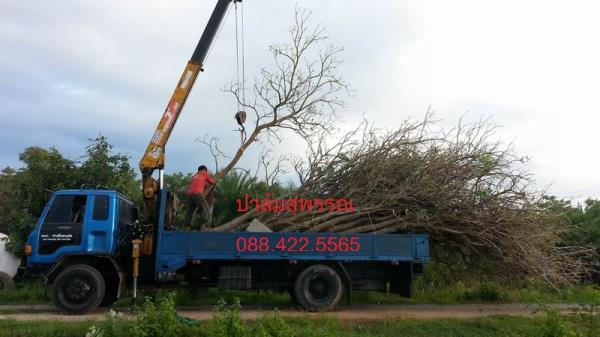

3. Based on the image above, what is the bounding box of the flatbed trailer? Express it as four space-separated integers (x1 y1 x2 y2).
158 231 429 269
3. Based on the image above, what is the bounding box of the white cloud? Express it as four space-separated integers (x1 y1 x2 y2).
1 0 598 200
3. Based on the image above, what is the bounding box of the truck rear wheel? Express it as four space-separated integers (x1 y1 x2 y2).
52 264 105 314
294 264 343 312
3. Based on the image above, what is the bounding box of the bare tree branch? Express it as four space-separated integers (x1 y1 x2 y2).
214 7 347 179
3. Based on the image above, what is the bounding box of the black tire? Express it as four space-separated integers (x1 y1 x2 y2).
52 264 105 314
0 271 14 291
294 264 343 312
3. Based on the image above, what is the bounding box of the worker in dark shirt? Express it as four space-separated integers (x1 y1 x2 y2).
183 165 217 230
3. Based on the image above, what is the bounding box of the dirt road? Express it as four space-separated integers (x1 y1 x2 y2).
0 303 574 322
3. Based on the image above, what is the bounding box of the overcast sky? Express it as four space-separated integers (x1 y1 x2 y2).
1 0 599 201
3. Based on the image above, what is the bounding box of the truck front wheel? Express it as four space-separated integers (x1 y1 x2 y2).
294 264 343 312
52 264 105 314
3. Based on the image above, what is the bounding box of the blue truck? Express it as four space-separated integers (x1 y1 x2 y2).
24 0 430 314
25 187 428 314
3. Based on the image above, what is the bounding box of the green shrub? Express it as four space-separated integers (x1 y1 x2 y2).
92 293 191 337
131 293 183 337
412 281 470 304
536 309 575 337
464 281 505 302
252 311 295 337
90 310 127 337
211 298 246 337
573 303 600 337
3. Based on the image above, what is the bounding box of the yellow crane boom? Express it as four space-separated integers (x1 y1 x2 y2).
139 0 237 225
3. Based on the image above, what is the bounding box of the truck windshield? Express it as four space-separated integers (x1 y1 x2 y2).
39 195 86 255
45 195 87 224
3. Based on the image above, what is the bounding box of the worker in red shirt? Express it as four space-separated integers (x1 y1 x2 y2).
183 165 217 230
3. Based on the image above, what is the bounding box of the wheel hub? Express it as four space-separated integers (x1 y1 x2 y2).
65 278 91 302
308 277 330 300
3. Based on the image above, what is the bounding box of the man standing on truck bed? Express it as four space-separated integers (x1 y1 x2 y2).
183 165 217 230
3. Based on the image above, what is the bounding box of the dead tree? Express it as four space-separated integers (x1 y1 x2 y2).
211 8 347 179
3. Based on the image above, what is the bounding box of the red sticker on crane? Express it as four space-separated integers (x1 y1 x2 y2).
167 101 180 113
161 101 180 132
161 111 174 132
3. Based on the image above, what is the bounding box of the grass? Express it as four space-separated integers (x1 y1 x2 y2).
409 281 600 305
0 315 598 337
113 287 292 307
0 281 47 305
0 320 92 337
349 316 544 337
508 284 600 304
2 281 600 307
2 294 599 337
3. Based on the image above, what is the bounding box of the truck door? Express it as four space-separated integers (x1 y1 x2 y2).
85 194 114 253
38 195 87 255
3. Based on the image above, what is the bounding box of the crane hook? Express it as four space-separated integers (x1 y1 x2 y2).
235 110 247 125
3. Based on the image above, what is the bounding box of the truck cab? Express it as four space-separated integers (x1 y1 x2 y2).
26 188 137 312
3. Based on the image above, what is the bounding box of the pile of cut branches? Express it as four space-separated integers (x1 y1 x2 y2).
213 116 593 285
202 6 591 285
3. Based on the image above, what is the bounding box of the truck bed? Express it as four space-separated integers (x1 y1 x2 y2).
156 231 429 273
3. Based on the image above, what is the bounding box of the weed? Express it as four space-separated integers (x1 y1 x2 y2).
3 314 599 337
573 303 600 337
4 279 600 307
90 293 193 337
132 293 182 337
463 281 505 302
0 281 46 304
90 309 127 337
536 309 575 337
252 310 295 337
212 298 246 337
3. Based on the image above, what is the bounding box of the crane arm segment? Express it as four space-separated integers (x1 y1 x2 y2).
139 0 235 205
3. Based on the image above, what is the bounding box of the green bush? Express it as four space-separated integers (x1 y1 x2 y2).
4 313 599 337
131 293 182 337
91 293 199 337
252 311 295 337
211 298 246 337
88 310 127 337
463 281 505 302
535 309 575 337
572 303 600 337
